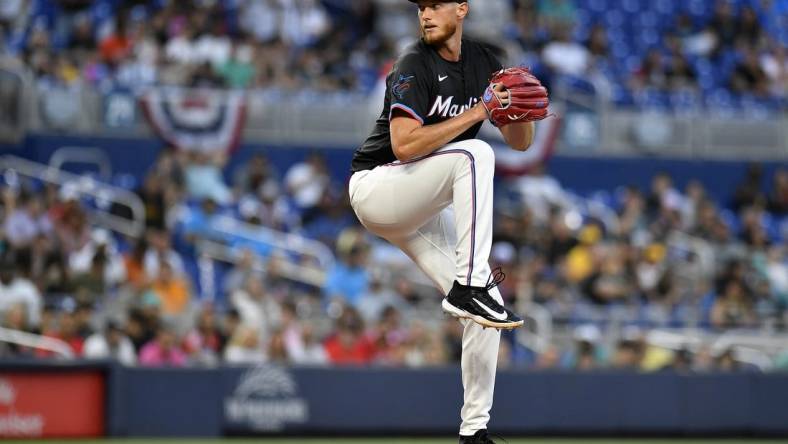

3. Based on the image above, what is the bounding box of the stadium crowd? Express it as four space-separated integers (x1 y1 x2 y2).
0 0 785 106
0 0 786 371
0 142 786 371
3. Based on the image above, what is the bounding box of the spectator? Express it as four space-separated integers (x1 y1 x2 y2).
324 243 370 306
184 151 233 204
137 173 168 231
231 274 282 337
611 339 642 371
224 325 267 364
711 280 757 329
357 271 406 323
370 306 408 365
194 19 232 67
767 168 788 214
69 229 127 291
38 310 85 358
239 0 279 43
403 320 446 367
164 24 199 65
233 153 278 196
538 0 577 32
139 323 187 367
764 246 787 312
323 307 374 365
217 40 256 89
279 0 330 47
541 24 591 77
715 348 740 371
586 24 609 61
564 326 602 370
734 6 763 49
732 164 767 211
52 197 91 255
760 45 788 98
151 261 192 317
83 321 137 365
584 252 633 305
665 51 698 90
123 238 149 291
143 229 185 277
0 305 33 357
731 47 770 96
632 49 667 90
662 348 693 373
677 14 716 57
0 257 42 328
284 153 330 215
289 324 328 366
182 305 224 366
99 14 133 67
3 192 52 249
707 0 738 55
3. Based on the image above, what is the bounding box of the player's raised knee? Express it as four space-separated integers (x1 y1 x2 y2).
462 139 495 164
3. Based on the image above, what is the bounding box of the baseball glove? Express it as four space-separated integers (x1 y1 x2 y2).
481 67 550 127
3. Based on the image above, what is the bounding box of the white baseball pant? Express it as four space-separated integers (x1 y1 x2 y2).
348 139 503 436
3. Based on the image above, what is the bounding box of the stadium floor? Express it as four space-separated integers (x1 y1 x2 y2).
6 439 788 444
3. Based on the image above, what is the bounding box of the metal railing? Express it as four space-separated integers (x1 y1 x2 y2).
516 302 554 354
646 328 788 371
48 146 113 181
186 214 335 290
0 155 145 238
196 239 329 289
0 327 74 359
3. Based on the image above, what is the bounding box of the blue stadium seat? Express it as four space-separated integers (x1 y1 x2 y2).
653 0 679 15
603 10 626 28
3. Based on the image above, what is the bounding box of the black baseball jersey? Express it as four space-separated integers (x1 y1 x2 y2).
351 38 502 172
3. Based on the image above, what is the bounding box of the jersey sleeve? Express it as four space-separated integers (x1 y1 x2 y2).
387 54 431 125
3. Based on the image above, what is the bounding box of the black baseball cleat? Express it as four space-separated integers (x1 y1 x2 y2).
459 429 500 444
442 268 524 330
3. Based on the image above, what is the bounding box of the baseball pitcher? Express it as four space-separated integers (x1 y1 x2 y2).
348 1 550 442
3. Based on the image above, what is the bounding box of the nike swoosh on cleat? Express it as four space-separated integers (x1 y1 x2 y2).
472 298 508 320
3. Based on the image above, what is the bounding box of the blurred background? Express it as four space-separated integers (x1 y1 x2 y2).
0 0 786 440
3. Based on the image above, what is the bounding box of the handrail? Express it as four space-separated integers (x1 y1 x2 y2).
49 147 113 180
646 328 788 371
0 155 145 237
196 239 327 288
208 214 335 270
0 327 74 359
516 302 553 353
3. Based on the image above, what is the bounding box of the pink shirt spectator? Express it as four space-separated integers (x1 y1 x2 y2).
139 340 188 367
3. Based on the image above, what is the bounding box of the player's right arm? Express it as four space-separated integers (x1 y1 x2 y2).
386 53 487 161
390 105 487 161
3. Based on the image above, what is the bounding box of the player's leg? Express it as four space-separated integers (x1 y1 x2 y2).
385 210 502 438
352 139 498 283
350 139 522 329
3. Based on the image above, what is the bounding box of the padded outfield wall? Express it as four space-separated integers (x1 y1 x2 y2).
1 362 787 438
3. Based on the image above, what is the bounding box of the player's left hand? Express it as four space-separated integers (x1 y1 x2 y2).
481 67 550 127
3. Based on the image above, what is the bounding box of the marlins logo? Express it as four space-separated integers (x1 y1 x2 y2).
392 75 415 100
